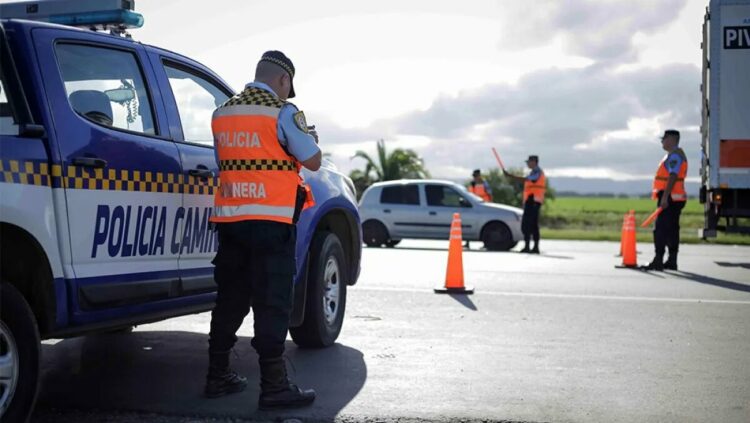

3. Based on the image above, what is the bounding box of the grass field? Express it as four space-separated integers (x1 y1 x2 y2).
540 197 750 245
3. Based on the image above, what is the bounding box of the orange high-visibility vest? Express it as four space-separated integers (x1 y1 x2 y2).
210 86 310 224
652 149 688 202
469 182 492 202
523 169 546 204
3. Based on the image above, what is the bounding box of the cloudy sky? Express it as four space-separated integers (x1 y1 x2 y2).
134 0 705 184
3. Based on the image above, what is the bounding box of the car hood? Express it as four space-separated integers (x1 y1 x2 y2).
480 202 524 215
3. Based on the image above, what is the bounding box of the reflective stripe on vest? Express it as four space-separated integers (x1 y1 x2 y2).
469 183 492 202
210 87 300 224
652 150 688 202
523 170 546 204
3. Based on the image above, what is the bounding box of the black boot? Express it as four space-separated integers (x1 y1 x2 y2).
205 351 247 398
642 258 664 271
520 244 531 253
664 254 678 271
258 357 315 410
530 244 540 254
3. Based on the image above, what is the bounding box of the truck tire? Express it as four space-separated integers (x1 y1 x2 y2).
481 221 514 251
1 282 40 423
290 231 347 348
362 220 388 247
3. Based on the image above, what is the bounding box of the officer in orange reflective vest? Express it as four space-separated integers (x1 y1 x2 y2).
468 169 492 202
205 51 320 409
643 129 688 271
505 155 546 254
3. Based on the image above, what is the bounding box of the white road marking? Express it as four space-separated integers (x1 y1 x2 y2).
354 286 750 305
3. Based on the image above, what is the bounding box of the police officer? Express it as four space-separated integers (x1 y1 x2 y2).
644 129 688 271
205 51 320 409
468 169 492 202
465 169 492 248
504 155 546 254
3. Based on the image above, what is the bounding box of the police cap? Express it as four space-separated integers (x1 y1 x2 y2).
526 155 539 163
260 50 296 98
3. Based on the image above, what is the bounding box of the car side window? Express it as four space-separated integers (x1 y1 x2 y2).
163 63 229 146
55 43 156 135
0 77 17 135
426 185 469 207
380 185 420 205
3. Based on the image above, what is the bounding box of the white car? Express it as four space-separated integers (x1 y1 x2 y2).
359 180 524 251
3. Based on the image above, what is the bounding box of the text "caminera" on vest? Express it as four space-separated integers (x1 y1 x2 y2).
220 182 267 199
216 131 262 148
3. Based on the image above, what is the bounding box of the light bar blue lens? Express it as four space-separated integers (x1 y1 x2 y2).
48 10 144 28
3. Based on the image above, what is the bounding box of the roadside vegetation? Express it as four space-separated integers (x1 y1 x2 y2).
347 140 749 245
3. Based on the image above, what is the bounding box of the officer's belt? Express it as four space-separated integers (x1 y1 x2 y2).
654 176 685 181
219 159 296 171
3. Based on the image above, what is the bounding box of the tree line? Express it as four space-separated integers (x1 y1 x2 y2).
347 139 555 206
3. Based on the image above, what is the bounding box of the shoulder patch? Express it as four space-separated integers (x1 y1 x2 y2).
294 111 309 133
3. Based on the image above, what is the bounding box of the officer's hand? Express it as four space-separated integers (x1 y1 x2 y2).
659 196 669 210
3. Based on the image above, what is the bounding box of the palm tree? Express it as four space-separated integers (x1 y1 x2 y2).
351 139 430 182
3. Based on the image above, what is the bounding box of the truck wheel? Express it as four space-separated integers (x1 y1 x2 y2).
290 232 347 348
362 220 388 247
481 221 514 251
1 283 40 423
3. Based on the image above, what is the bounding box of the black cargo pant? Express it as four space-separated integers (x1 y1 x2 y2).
521 196 541 246
208 220 296 360
653 191 685 259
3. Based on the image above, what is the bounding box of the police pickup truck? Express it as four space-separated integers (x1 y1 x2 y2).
0 3 361 421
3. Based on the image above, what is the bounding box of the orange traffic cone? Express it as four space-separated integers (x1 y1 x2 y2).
616 211 638 268
618 210 634 257
435 213 474 294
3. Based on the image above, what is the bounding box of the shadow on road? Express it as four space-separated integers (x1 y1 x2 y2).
668 270 750 293
715 261 750 270
33 330 366 421
448 293 478 310
618 267 666 279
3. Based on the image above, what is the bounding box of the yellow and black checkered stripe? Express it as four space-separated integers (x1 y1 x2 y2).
0 159 218 195
221 86 286 108
219 159 296 172
0 160 55 187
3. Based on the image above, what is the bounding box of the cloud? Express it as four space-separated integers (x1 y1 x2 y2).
497 0 689 62
321 62 701 181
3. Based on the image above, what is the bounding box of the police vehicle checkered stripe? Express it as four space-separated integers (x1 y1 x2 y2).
0 159 218 194
0 160 53 186
221 86 286 109
219 159 296 172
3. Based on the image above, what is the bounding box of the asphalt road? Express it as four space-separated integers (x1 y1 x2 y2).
31 240 750 423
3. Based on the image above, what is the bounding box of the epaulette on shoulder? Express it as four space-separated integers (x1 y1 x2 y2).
221 86 286 109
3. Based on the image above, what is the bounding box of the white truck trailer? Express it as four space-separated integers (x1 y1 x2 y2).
700 0 750 237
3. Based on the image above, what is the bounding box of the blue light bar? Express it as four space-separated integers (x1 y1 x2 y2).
47 10 144 28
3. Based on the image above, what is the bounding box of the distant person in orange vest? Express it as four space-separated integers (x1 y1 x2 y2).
468 169 493 202
465 169 492 248
206 51 320 409
643 129 688 271
504 155 546 254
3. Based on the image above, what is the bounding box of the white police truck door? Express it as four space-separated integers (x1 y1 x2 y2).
34 29 184 315
155 57 231 293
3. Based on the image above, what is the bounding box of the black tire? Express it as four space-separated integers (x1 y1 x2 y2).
1 283 40 423
290 231 348 348
481 221 514 251
385 240 401 248
362 220 388 247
